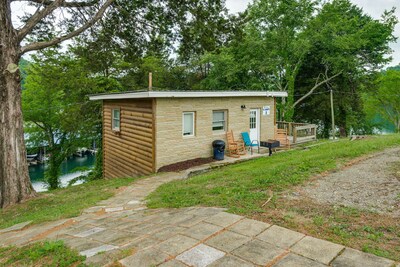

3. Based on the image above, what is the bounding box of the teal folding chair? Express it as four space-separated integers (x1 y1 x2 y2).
241 132 260 155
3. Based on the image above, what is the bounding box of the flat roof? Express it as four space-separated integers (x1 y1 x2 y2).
89 91 288 100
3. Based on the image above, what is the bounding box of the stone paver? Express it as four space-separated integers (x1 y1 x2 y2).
182 222 223 240
228 218 270 237
121 236 159 251
159 259 188 267
63 237 104 252
105 206 124 213
0 221 32 233
119 247 170 266
0 157 397 267
331 248 395 267
272 253 326 267
204 212 243 227
176 244 225 267
157 234 199 255
208 255 255 267
83 206 105 213
291 236 345 265
127 200 141 205
80 244 119 257
91 230 140 246
73 227 105 237
148 226 183 241
231 239 286 266
205 230 251 252
84 247 123 266
257 225 305 249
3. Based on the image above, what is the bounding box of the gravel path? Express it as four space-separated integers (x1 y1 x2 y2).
302 147 400 217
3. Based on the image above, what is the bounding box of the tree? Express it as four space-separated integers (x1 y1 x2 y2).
0 0 114 208
294 0 397 136
22 50 107 189
364 70 400 133
202 0 341 119
72 0 237 91
202 0 397 126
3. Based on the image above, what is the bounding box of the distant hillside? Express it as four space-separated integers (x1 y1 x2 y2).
387 65 400 71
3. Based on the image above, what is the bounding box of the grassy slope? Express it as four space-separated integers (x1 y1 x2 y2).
148 134 400 261
0 177 136 229
0 240 87 266
147 135 400 213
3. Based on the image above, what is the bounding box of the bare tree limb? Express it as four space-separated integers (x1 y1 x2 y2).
17 0 63 42
13 0 99 8
33 121 46 130
292 71 342 108
19 0 114 55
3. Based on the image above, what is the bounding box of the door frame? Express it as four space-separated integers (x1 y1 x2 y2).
249 108 261 141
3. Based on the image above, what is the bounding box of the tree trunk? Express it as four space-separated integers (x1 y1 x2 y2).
0 1 36 208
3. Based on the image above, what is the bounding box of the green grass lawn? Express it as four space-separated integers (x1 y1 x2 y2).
147 135 400 213
0 177 136 229
0 241 87 266
147 134 400 261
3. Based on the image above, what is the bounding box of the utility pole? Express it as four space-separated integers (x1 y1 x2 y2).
330 89 336 140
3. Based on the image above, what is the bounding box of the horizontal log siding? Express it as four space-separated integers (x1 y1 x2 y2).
155 97 275 170
103 99 154 178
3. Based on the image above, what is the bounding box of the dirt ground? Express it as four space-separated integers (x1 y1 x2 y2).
298 147 400 217
158 157 216 172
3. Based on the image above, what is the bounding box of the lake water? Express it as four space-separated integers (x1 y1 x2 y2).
29 154 96 192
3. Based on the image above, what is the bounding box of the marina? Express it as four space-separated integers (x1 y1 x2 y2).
29 153 96 192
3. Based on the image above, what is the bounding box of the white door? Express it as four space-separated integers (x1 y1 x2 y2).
249 109 260 141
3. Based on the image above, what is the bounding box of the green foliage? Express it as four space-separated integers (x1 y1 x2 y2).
22 49 106 189
19 58 30 90
363 70 400 133
147 135 400 213
202 0 397 126
0 241 86 267
0 177 136 229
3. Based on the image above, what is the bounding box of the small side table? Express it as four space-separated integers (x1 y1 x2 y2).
260 140 280 156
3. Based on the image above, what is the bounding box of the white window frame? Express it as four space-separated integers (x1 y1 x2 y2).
212 110 227 132
182 112 195 137
112 108 121 132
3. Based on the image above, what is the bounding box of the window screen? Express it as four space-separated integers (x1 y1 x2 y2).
213 110 226 131
183 112 195 136
112 109 120 131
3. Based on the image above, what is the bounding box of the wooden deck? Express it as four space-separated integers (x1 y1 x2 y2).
277 121 317 144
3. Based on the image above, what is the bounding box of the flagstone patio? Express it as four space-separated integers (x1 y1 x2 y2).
0 154 398 267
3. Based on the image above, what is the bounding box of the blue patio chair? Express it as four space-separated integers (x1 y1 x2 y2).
241 132 260 155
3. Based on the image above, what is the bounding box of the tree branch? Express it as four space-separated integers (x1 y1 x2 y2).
13 0 99 8
292 71 342 108
17 0 63 42
33 121 46 130
19 0 114 55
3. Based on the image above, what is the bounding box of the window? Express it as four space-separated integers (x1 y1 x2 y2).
212 110 227 131
112 108 120 131
182 112 195 136
250 110 257 129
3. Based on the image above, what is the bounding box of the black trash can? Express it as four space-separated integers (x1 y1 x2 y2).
212 140 225 160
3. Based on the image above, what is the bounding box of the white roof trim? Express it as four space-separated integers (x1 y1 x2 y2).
89 91 288 100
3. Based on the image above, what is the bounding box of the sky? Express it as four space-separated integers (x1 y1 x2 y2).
226 0 400 67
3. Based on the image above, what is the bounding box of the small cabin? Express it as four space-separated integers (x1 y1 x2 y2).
89 91 287 178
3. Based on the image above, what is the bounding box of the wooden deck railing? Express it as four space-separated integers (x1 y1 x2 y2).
276 121 317 144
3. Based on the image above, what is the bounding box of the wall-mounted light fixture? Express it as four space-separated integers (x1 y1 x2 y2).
241 105 246 110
